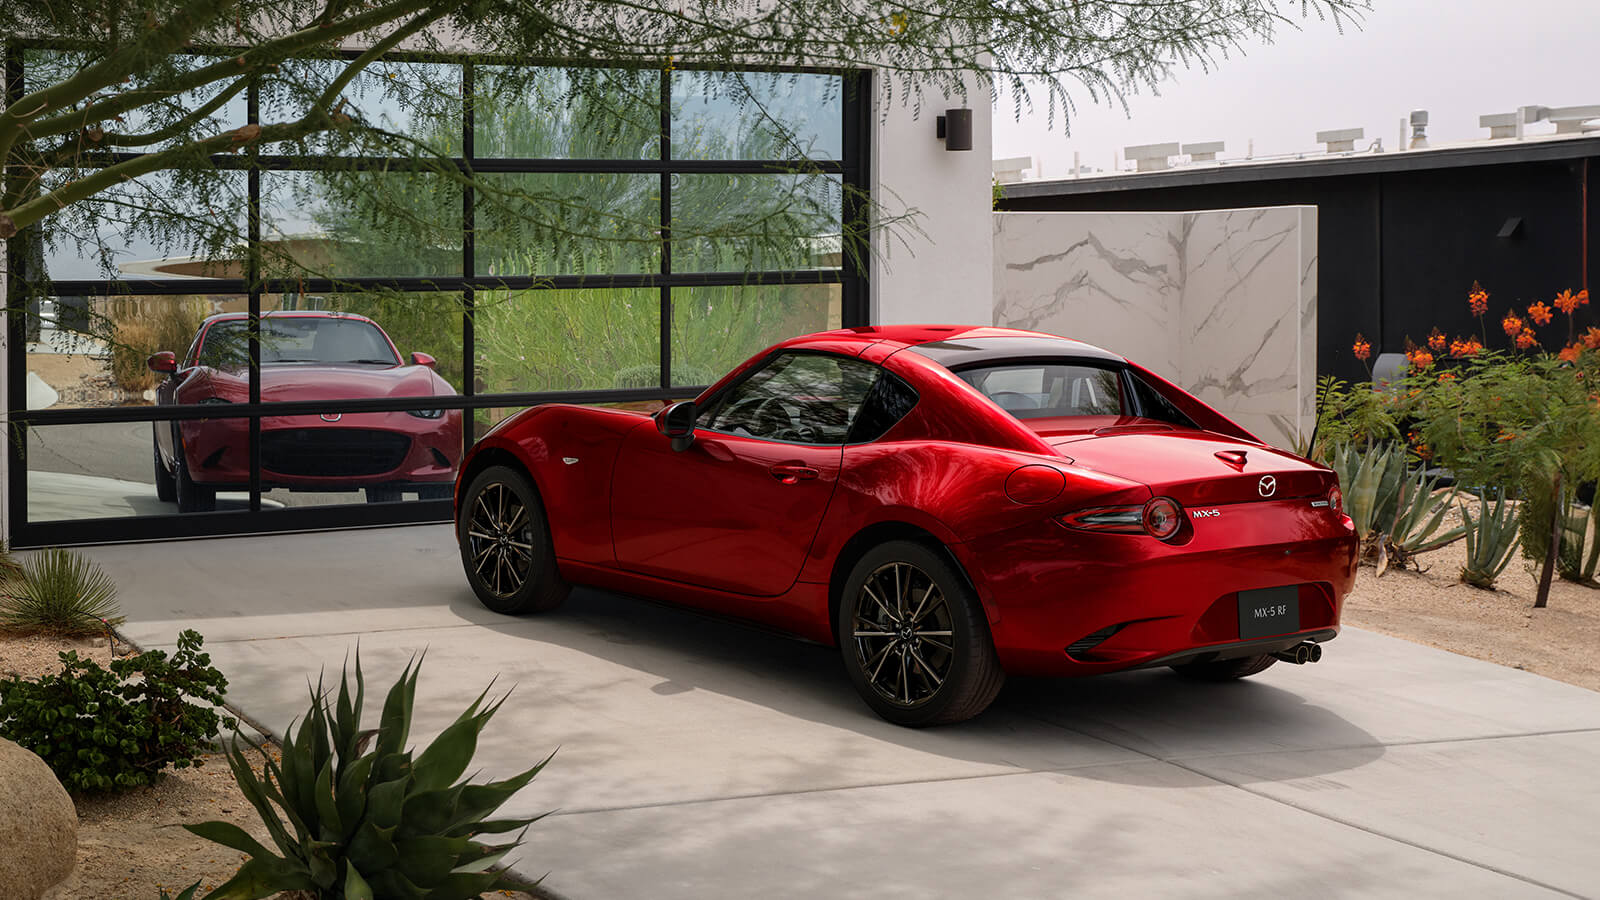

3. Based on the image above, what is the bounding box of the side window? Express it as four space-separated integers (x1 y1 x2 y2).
848 369 919 443
1127 372 1198 428
703 352 878 445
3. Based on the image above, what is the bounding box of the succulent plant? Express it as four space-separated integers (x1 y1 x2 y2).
188 654 550 900
1461 490 1520 589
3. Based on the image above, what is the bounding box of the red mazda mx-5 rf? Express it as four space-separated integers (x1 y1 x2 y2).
454 325 1358 725
149 310 462 512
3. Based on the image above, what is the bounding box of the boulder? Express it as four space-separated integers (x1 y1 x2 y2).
0 738 77 900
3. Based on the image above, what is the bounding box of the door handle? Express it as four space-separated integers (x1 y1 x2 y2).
769 463 820 484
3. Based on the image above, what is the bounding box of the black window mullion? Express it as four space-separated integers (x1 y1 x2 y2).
6 46 28 534
659 68 672 390
841 69 872 328
462 61 477 463
247 77 262 511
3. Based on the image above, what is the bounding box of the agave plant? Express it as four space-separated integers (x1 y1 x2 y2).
187 655 550 900
1558 499 1600 586
1461 490 1520 589
1327 443 1406 562
0 547 124 636
1383 473 1466 573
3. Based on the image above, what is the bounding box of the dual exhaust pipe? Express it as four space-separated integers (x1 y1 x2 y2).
1273 641 1324 665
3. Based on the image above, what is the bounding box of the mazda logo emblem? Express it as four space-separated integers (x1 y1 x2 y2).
1258 475 1277 497
320 413 342 422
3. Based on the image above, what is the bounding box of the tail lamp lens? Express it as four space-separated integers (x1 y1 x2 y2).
1142 497 1183 540
1060 497 1185 540
1328 485 1343 514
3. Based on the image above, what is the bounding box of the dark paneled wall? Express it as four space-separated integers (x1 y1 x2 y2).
1000 157 1596 383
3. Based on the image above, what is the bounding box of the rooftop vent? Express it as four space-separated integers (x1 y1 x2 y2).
1316 128 1363 153
992 155 1034 183
1182 141 1224 162
1123 142 1180 172
1409 110 1429 149
1548 105 1600 134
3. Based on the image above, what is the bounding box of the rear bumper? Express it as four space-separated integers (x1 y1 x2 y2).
956 506 1359 676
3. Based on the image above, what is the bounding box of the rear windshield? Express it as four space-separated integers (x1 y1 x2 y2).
956 363 1125 419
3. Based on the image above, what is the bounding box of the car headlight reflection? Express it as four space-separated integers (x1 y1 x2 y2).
406 408 445 419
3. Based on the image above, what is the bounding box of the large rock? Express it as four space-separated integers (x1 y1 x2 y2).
0 738 77 900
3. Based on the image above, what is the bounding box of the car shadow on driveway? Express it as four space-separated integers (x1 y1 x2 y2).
454 584 1385 791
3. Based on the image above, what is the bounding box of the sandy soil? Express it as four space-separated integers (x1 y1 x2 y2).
1341 502 1600 693
1 633 540 900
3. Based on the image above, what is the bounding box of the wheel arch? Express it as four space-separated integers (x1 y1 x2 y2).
455 444 537 519
827 521 983 644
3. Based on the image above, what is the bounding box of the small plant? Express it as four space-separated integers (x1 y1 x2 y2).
1327 442 1405 562
1383 472 1465 573
187 654 549 900
1559 500 1600 586
0 539 21 582
0 629 234 792
0 547 125 636
1460 491 1521 589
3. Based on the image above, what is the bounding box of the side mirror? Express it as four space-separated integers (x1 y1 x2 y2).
147 351 178 374
410 351 437 368
656 401 697 452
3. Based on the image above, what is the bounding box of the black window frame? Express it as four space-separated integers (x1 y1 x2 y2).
4 45 873 547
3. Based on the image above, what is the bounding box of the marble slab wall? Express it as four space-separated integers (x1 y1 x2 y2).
993 207 1318 450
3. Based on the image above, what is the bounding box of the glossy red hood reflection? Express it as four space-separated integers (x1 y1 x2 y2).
256 364 445 400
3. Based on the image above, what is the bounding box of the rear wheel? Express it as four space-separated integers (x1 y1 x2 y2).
1170 653 1277 681
173 428 216 513
152 429 176 503
458 465 568 614
838 540 1004 726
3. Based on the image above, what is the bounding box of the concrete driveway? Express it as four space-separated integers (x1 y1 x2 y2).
81 525 1600 899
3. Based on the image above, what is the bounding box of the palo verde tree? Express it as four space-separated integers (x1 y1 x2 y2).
2 0 1367 296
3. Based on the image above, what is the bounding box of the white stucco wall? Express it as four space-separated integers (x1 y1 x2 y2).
871 81 994 326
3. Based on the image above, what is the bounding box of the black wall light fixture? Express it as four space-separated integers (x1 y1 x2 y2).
1497 216 1525 239
937 108 973 151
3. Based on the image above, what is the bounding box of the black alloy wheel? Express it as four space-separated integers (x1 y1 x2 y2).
458 465 568 614
838 540 1004 726
152 427 176 503
173 427 217 513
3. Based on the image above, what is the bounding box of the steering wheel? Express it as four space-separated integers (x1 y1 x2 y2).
990 391 1041 411
725 396 794 438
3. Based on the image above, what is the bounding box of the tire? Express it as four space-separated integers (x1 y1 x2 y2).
153 428 176 503
458 465 568 614
837 540 1004 726
1170 653 1278 681
365 486 402 504
173 428 217 513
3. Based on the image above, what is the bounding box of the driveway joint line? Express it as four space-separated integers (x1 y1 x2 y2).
1158 725 1600 763
129 620 495 645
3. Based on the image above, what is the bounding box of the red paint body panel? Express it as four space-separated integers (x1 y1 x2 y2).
455 324 1358 676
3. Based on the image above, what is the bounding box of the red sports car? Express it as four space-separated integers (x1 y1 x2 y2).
454 325 1358 725
148 310 462 511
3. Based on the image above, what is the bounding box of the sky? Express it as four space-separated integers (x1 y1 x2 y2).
991 0 1600 178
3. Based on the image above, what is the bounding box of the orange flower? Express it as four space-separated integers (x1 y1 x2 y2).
1449 336 1483 357
1498 431 1517 442
1468 282 1490 316
1584 326 1600 351
1553 288 1589 315
1502 312 1524 337
1516 328 1539 349
1405 348 1435 370
1560 344 1582 362
1352 334 1371 361
1438 371 1457 382
1427 328 1447 351
1527 301 1553 326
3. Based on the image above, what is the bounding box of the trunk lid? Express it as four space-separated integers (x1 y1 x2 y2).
1040 425 1334 507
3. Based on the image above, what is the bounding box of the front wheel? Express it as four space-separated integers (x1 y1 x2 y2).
173 428 216 513
458 465 568 614
837 541 1004 726
152 428 176 503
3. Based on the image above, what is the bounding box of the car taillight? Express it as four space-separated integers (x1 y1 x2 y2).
1327 485 1343 514
1142 497 1183 540
1060 497 1185 541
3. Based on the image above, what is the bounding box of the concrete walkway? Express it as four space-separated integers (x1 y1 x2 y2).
80 525 1600 900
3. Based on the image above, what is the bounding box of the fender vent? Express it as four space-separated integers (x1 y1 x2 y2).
1067 623 1125 657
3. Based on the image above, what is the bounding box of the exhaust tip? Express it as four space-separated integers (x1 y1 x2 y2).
1273 641 1321 665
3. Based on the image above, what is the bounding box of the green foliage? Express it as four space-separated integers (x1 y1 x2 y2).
0 540 21 582
0 630 234 793
1313 376 1401 456
1559 501 1600 585
188 654 549 900
0 547 125 636
1385 473 1466 569
1327 443 1405 554
161 882 203 900
1461 491 1521 589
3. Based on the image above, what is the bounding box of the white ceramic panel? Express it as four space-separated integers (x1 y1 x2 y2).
993 207 1317 450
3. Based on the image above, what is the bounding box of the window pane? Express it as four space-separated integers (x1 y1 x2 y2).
671 71 842 160
22 294 241 410
474 173 659 277
474 67 660 159
262 170 463 279
671 283 841 387
474 288 659 393
260 291 467 398
25 418 254 521
703 352 876 444
957 365 1127 418
24 50 247 152
262 59 462 156
672 174 841 272
39 170 248 282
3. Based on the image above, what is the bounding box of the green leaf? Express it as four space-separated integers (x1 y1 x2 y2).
343 861 375 900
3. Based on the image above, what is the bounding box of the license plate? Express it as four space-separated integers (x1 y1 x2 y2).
1238 586 1300 639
